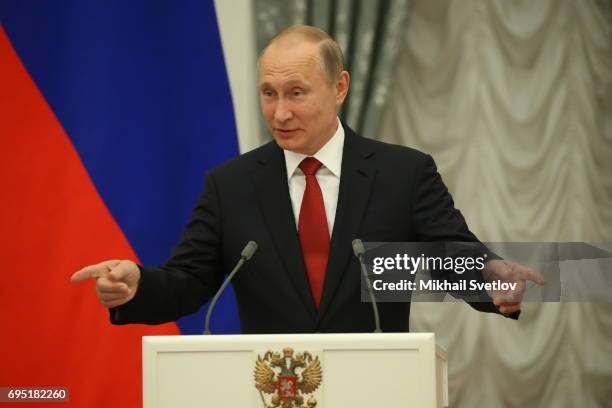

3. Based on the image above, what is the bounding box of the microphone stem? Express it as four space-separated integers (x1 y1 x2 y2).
203 257 245 335
359 254 382 333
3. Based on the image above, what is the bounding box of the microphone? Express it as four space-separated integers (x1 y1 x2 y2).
352 239 382 333
203 241 258 334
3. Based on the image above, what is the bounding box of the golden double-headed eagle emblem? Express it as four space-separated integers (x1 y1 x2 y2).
254 347 322 408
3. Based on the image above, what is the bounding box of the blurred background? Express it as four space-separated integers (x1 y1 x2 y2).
227 1 612 404
1 0 611 407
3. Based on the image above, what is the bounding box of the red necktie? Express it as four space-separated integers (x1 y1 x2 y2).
298 157 330 308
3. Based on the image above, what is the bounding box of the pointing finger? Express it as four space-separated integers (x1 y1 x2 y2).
71 265 107 283
514 264 545 285
70 260 120 283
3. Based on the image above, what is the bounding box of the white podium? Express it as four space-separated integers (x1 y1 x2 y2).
143 333 448 408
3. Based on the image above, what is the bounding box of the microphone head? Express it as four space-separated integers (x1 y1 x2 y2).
352 239 365 257
241 241 258 260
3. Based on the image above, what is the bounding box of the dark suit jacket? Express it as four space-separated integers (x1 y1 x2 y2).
112 126 511 333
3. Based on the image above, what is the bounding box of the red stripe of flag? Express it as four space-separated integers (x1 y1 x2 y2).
0 26 180 407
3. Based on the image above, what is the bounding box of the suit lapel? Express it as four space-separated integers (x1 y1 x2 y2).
253 143 317 320
317 128 376 321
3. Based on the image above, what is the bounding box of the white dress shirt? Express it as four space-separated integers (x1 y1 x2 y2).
284 120 344 237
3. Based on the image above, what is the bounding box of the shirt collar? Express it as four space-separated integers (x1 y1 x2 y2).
284 118 344 179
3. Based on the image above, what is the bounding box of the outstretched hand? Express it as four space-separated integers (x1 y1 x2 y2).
70 260 141 308
483 259 545 314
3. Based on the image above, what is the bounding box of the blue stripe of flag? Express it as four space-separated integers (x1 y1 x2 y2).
1 0 241 334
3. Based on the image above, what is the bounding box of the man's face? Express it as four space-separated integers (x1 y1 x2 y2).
259 40 349 155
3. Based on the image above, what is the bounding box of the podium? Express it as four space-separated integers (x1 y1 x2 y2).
143 333 448 407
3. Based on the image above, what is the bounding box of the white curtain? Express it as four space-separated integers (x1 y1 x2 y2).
380 0 612 406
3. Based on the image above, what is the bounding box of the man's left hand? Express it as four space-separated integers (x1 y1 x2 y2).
483 259 545 314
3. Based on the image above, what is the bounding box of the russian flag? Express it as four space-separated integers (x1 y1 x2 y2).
1 1 241 406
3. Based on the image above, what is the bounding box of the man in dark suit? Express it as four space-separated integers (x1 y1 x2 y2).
71 25 543 333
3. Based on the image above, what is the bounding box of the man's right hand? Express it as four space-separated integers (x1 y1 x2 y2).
70 260 141 308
